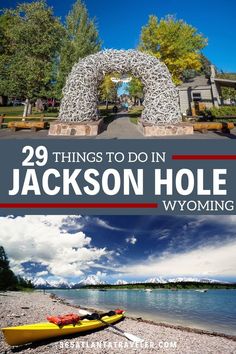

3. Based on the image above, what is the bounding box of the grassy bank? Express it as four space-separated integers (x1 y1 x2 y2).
0 106 58 118
0 105 115 123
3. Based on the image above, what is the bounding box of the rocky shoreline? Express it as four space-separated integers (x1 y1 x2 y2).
0 291 236 354
50 292 236 341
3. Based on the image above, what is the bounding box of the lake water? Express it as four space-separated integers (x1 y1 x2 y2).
49 289 236 336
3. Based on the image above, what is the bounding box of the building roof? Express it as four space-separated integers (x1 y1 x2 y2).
178 75 210 89
214 78 236 89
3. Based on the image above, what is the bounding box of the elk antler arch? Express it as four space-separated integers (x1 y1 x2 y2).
59 49 181 125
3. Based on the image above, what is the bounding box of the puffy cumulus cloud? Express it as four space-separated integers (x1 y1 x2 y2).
125 236 137 245
117 240 236 278
0 215 109 278
9 259 25 276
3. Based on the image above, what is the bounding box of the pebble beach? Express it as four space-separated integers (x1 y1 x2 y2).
0 291 236 354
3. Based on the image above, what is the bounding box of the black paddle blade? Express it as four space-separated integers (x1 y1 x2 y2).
80 310 116 321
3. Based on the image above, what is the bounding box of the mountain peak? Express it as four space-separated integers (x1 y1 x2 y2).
32 277 70 289
145 277 167 284
31 275 226 289
114 279 128 285
78 275 106 286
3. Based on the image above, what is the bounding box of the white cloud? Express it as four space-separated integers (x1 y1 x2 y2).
156 229 171 240
0 215 109 278
36 270 48 277
204 215 236 225
9 259 25 275
184 215 236 229
96 271 107 278
117 240 236 278
125 236 137 245
86 216 124 231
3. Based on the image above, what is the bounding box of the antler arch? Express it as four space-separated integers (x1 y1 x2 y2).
59 49 181 124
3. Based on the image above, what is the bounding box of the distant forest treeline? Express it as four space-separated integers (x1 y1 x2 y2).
81 282 236 290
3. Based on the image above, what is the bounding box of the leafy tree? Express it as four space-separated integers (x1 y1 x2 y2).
127 77 144 105
199 54 212 78
56 0 101 96
0 1 64 115
139 15 207 84
183 54 212 81
99 74 119 109
0 12 14 104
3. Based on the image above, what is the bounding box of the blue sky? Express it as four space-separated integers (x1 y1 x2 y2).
1 215 236 283
1 0 236 72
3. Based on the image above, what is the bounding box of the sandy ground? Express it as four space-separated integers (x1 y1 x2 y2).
0 291 236 354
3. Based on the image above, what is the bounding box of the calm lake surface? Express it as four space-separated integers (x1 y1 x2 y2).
49 289 236 335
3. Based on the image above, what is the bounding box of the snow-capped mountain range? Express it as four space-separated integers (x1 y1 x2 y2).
32 275 226 289
32 275 106 289
78 275 107 286
145 277 166 284
115 279 128 285
32 277 72 289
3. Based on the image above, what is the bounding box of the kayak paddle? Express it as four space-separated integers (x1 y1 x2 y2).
99 317 144 343
80 309 144 343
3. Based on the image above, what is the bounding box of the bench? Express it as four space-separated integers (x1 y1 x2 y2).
193 122 234 134
8 121 47 132
0 115 8 129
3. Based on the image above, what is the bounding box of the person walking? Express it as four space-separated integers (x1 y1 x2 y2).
113 105 118 114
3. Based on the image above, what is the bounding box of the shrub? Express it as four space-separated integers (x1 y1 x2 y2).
210 106 236 117
47 107 59 113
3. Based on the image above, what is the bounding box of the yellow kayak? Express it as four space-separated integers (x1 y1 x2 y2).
2 312 124 346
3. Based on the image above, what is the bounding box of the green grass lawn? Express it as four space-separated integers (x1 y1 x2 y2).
0 106 58 118
98 104 115 124
1 105 113 118
0 104 142 125
0 106 24 116
100 105 144 125
129 106 143 124
99 105 143 125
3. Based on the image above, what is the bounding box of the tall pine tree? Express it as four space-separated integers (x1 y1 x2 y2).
56 0 101 96
0 246 34 290
0 246 17 290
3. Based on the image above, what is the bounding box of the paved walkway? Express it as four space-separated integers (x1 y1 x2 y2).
97 113 144 139
0 113 236 139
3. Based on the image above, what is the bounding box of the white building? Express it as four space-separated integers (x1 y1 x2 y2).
178 66 236 115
